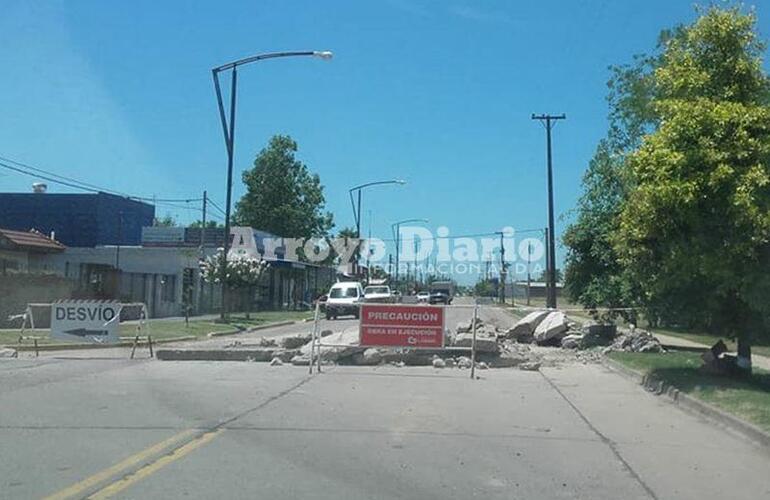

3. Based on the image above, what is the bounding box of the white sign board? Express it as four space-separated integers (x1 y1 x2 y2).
51 301 122 344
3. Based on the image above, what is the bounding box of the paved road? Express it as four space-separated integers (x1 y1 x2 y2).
2 359 769 499
1 301 769 499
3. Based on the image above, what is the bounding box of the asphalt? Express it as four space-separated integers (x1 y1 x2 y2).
1 302 769 499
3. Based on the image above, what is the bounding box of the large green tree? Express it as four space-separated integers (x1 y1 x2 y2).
234 135 334 238
563 34 670 319
615 7 770 371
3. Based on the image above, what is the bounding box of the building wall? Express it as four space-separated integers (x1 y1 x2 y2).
0 274 77 328
0 192 154 247
42 246 215 318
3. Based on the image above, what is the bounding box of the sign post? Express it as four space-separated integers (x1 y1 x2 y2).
50 300 122 344
359 304 445 348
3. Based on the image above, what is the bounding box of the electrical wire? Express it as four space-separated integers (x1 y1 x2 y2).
0 155 203 203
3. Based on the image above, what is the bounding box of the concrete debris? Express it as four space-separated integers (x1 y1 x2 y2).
299 328 363 362
457 356 473 369
351 348 383 366
476 361 489 370
503 310 550 342
281 334 311 349
560 334 584 350
269 357 283 366
519 361 541 371
0 348 18 358
290 355 310 366
578 323 617 348
453 333 499 353
534 311 569 344
456 318 484 334
432 357 446 368
259 338 277 347
607 329 663 353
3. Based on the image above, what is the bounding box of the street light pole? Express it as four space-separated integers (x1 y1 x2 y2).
212 50 332 320
532 113 566 309
391 218 428 292
348 179 405 278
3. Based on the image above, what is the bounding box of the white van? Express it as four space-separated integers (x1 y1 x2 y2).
325 281 364 319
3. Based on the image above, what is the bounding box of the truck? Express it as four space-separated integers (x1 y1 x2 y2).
428 280 454 305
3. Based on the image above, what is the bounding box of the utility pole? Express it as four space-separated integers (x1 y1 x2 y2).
365 210 372 283
413 239 418 291
200 190 207 253
532 113 566 309
527 241 532 306
495 231 506 305
115 211 123 300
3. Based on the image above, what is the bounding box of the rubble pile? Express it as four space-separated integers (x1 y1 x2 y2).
502 310 550 343
603 327 663 353
281 334 312 349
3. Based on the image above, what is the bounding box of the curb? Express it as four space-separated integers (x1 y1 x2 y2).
601 355 770 448
206 320 301 338
9 335 198 352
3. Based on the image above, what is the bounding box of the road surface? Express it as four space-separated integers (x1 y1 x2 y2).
1 302 769 499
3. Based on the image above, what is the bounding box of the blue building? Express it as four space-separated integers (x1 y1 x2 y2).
0 191 154 247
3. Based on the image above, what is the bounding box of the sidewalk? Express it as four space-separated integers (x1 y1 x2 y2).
655 332 770 371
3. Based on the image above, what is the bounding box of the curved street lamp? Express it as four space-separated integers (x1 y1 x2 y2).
391 218 429 291
212 50 333 319
348 179 405 276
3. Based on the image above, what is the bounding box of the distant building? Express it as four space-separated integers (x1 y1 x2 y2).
510 281 564 299
0 191 154 247
0 227 65 274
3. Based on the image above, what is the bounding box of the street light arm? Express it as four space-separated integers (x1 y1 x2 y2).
349 179 406 192
213 50 332 73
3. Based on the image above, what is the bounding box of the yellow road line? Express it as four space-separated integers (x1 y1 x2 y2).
43 429 198 500
87 429 224 499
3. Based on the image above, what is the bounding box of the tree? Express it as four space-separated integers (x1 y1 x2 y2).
615 7 770 372
189 220 222 228
200 250 270 318
563 141 637 322
234 135 334 238
153 214 177 227
536 268 563 283
563 26 687 321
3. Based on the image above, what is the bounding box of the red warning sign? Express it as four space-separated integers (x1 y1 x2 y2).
359 304 445 348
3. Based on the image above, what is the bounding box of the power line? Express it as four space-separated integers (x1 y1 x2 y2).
374 228 546 244
207 198 227 217
0 155 205 204
0 155 132 197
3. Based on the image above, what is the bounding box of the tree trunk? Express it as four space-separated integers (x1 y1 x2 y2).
736 329 752 375
245 286 252 320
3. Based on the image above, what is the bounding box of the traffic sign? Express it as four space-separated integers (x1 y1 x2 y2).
51 301 122 344
359 304 445 348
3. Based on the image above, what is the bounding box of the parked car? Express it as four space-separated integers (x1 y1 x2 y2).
363 285 392 303
416 291 430 303
325 281 364 319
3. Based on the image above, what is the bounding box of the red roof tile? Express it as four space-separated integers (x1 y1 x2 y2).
0 228 66 252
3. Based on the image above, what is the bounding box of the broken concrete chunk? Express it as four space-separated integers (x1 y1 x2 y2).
560 334 584 349
534 311 569 344
453 333 499 353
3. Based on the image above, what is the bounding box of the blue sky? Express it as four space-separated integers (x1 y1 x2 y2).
2 1 769 283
